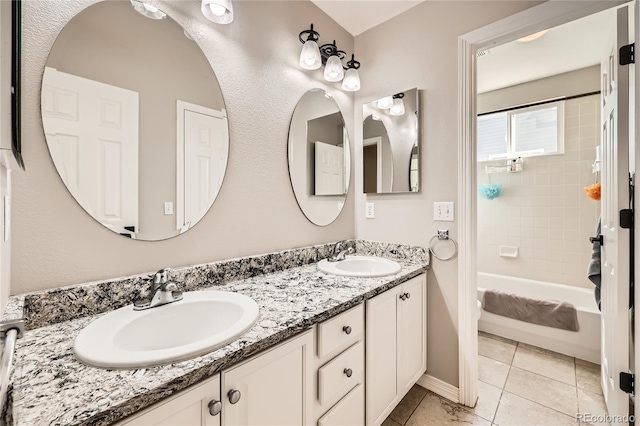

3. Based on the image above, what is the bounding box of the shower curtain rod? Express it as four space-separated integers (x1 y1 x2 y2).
478 91 601 117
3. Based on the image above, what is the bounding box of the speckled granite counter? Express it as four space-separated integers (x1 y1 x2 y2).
6 240 429 426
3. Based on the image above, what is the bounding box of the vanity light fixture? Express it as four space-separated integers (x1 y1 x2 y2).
201 0 234 24
377 96 393 109
298 24 361 91
389 93 405 116
299 24 322 70
130 0 166 20
342 54 361 92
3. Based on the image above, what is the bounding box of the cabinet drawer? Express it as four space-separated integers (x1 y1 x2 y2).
318 304 363 358
318 341 364 406
317 384 364 426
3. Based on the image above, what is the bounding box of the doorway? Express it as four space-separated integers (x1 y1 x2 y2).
457 0 635 421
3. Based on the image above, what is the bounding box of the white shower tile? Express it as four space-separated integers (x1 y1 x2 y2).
564 173 579 184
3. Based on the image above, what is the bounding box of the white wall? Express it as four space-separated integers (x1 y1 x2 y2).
14 0 355 293
354 0 542 386
478 95 600 288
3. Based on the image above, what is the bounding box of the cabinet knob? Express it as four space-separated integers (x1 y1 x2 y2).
344 368 353 378
406 292 411 299
208 399 222 416
399 294 406 301
228 389 241 404
343 325 352 335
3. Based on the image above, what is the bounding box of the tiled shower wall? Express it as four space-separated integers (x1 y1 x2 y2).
477 95 600 289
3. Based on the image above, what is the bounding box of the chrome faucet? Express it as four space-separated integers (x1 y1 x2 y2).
134 268 183 310
327 242 354 262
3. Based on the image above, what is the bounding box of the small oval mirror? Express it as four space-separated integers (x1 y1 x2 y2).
288 89 351 226
41 1 229 240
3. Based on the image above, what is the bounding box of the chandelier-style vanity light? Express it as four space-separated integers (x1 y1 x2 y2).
201 0 234 24
298 24 361 91
389 93 405 116
130 0 166 19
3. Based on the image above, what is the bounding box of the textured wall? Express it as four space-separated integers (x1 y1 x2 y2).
478 95 600 289
353 0 542 386
14 0 355 293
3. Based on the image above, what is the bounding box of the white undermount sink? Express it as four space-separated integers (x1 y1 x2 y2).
74 291 259 369
317 256 402 277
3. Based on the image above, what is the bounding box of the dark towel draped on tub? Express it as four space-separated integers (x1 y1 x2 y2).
587 218 602 311
483 290 579 332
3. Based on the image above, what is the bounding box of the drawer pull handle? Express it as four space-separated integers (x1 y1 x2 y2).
344 368 353 378
208 399 222 416
228 389 241 404
343 325 352 335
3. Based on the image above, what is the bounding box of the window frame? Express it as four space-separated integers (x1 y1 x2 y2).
478 100 565 161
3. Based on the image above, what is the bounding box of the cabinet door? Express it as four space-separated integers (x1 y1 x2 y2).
397 274 427 396
222 330 313 426
365 286 401 426
119 374 221 426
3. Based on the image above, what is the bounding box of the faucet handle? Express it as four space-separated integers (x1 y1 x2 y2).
334 242 344 253
153 268 171 285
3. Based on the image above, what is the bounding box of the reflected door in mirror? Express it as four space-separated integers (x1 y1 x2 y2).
42 68 139 234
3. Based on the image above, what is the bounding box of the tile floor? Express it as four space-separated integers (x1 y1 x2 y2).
383 331 606 426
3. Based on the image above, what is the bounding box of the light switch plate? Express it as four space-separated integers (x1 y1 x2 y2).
365 202 375 219
164 202 174 215
434 202 454 221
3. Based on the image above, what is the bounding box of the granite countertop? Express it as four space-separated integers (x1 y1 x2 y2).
9 245 429 426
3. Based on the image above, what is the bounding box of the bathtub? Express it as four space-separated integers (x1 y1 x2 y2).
478 272 601 364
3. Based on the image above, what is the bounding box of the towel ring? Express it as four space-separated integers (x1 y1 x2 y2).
429 230 458 261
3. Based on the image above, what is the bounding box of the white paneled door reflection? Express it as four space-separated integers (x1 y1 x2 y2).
180 105 228 230
315 141 344 195
42 67 139 234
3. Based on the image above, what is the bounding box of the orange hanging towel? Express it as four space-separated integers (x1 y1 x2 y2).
584 182 601 201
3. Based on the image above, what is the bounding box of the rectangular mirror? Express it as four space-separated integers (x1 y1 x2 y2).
362 88 419 193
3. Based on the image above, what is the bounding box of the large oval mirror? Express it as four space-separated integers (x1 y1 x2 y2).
362 88 419 193
288 89 351 226
41 1 228 240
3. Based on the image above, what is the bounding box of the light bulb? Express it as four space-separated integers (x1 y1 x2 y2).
372 114 381 121
299 40 321 70
342 68 360 92
324 55 344 82
390 98 405 116
209 3 227 16
377 96 393 109
201 0 233 24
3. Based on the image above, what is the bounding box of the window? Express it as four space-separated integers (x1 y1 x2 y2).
477 101 564 161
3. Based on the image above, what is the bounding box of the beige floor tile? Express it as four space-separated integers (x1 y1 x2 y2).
504 367 578 416
576 361 602 396
388 384 427 425
405 393 490 425
577 388 609 426
479 331 519 346
463 380 502 422
493 392 578 425
479 335 517 365
512 345 576 385
478 355 510 389
382 417 402 426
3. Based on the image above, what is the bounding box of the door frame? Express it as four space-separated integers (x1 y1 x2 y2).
176 100 227 232
456 0 629 407
363 136 383 192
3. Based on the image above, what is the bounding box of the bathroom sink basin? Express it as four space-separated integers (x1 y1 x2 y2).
74 291 259 369
318 256 402 277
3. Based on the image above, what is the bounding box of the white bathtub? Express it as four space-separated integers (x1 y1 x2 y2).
478 272 601 364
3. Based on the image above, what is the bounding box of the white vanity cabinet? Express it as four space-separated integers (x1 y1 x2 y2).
221 329 313 426
365 273 427 426
118 374 222 426
313 304 365 426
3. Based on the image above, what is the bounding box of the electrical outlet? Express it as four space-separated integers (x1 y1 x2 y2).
365 202 375 219
434 202 454 221
164 202 174 215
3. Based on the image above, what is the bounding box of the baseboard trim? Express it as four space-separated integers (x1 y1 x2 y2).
416 374 460 404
